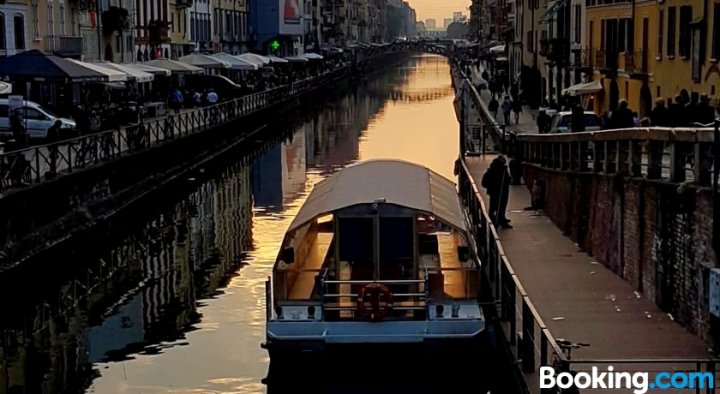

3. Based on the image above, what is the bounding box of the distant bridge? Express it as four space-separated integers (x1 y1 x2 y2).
353 39 479 61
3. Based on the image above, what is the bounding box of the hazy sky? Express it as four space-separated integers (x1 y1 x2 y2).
407 0 471 25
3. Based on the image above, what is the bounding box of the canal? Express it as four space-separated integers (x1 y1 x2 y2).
0 54 514 394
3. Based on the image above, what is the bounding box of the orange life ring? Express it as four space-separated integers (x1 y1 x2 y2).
357 283 393 320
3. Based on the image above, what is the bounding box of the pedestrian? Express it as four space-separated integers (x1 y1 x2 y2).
481 155 513 229
571 103 585 133
512 98 522 124
501 96 513 125
488 96 499 120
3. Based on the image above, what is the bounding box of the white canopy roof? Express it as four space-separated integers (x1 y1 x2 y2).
146 58 203 74
211 52 258 70
562 80 603 96
301 52 324 60
122 63 171 76
179 53 231 69
95 62 154 83
287 159 466 233
489 45 505 54
266 55 289 64
284 56 309 62
67 58 128 82
236 53 271 66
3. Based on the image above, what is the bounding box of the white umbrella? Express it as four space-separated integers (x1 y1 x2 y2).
67 58 128 82
0 81 12 94
123 63 172 76
146 58 203 74
489 45 505 54
211 52 258 70
284 56 309 63
179 53 231 69
96 61 154 83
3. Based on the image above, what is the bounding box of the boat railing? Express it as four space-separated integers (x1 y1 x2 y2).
320 278 428 312
423 266 480 300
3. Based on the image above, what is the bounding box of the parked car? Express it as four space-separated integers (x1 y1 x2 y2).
0 99 76 140
547 111 602 133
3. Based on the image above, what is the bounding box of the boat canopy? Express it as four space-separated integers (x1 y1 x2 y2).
287 159 467 233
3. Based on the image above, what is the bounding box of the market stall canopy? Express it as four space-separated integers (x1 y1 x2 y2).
0 50 108 83
301 52 324 60
123 63 172 76
145 58 203 74
67 58 128 82
211 52 258 70
96 62 154 83
0 81 12 94
236 53 271 66
284 56 309 63
266 55 289 64
562 80 603 96
179 53 231 69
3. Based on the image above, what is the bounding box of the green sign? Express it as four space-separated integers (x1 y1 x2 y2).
270 39 280 51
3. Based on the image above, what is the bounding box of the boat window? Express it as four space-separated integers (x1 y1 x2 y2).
338 218 373 264
379 217 413 263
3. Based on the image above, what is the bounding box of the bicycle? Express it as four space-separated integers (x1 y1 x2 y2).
543 339 590 394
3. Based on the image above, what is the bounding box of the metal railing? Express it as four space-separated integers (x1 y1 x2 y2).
516 127 717 187
0 66 349 193
455 67 720 391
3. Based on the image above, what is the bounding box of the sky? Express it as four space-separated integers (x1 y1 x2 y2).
407 0 471 26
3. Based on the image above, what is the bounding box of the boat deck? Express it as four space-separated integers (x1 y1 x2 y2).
419 233 472 299
287 232 334 300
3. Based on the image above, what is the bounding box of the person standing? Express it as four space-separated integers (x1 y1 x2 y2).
481 155 513 229
501 96 513 125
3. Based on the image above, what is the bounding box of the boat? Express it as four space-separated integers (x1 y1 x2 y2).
262 159 486 356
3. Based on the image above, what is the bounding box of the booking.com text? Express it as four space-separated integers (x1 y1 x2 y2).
540 366 715 393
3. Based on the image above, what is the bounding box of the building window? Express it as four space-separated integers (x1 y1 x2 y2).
667 6 676 57
47 3 53 37
678 5 691 58
574 5 581 43
13 14 24 50
527 30 533 51
32 4 38 38
0 14 5 50
59 4 64 35
658 10 663 59
713 4 720 59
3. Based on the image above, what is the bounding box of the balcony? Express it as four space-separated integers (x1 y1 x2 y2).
44 35 83 57
571 48 593 72
595 49 618 73
624 51 649 77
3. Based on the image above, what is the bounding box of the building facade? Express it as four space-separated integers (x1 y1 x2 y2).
169 0 192 59
188 0 212 53
251 0 304 55
0 0 30 58
213 0 249 54
134 0 171 60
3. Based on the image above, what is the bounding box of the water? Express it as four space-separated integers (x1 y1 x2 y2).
0 55 507 394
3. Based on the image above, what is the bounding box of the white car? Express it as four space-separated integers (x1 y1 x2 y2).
548 111 602 133
0 99 76 140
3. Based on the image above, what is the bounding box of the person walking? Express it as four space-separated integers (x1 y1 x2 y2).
481 155 513 229
501 96 513 125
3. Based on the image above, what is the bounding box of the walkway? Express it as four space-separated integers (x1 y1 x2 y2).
473 63 538 134
465 155 718 393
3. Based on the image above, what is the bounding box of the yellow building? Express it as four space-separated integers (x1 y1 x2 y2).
587 0 720 117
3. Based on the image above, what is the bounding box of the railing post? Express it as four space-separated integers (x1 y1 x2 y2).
521 297 535 373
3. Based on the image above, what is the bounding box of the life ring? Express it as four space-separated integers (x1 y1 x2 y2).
357 283 393 320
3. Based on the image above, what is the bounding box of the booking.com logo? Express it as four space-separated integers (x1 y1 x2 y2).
540 366 715 393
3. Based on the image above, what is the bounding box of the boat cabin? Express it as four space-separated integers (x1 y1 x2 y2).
269 159 481 322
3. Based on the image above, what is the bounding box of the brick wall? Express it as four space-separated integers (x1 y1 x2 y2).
524 163 718 348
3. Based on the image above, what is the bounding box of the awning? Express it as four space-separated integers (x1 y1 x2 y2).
179 53 231 69
287 159 467 233
122 63 171 77
300 52 324 60
0 49 107 83
96 62 154 83
489 45 505 54
0 81 12 94
562 80 603 96
540 0 568 23
236 53 271 66
67 58 128 82
266 55 289 64
211 52 258 70
284 56 309 62
145 58 203 74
